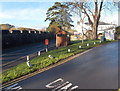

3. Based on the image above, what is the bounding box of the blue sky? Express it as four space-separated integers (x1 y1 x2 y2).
0 0 119 29
0 2 54 29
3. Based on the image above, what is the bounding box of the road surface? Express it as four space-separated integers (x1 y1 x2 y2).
1 40 55 71
4 41 118 89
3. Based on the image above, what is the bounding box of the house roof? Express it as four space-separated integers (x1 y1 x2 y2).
85 21 115 25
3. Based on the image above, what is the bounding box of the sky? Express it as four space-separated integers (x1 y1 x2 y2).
0 0 119 29
0 2 54 29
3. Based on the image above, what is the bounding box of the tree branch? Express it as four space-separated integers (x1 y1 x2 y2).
82 6 93 28
97 0 104 26
94 0 98 20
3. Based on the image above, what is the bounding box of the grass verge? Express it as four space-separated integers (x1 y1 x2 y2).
1 40 116 84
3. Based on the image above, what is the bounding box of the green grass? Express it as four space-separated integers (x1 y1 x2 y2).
2 40 116 84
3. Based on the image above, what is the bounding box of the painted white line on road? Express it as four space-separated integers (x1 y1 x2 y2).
52 81 69 91
11 86 22 90
46 78 64 88
6 83 18 89
58 83 72 91
69 86 79 91
46 78 79 91
3 44 95 88
6 83 22 90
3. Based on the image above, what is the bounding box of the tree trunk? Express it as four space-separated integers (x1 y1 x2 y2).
92 0 103 40
82 33 84 44
92 21 98 40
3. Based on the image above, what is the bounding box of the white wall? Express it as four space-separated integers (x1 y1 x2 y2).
74 23 115 40
74 23 91 34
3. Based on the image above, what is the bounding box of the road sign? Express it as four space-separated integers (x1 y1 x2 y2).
45 39 49 46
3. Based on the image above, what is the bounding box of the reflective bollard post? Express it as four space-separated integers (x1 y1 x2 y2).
27 56 29 61
87 43 89 46
68 49 71 52
79 46 81 49
26 61 32 67
38 51 41 56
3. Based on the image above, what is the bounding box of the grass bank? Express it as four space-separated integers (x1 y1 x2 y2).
1 40 115 83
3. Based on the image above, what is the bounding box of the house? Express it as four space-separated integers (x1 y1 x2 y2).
74 21 116 40
97 22 116 40
74 21 91 35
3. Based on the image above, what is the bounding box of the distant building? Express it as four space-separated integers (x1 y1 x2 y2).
74 21 116 40
74 21 91 35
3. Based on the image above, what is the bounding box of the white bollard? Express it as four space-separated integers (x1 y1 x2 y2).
46 48 48 52
39 31 41 34
26 61 32 67
68 49 71 52
10 31 13 33
94 42 96 45
87 43 89 46
100 41 101 43
20 31 23 33
27 56 29 61
38 51 41 56
79 46 82 48
48 55 53 59
28 31 31 33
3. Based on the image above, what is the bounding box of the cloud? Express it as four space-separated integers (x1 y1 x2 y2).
100 11 118 25
0 8 47 21
0 0 64 2
0 12 13 19
0 7 49 29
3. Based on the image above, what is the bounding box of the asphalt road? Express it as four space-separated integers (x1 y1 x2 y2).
1 40 55 71
5 41 118 89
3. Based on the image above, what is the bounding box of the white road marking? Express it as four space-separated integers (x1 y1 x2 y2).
46 78 64 88
52 81 69 91
11 86 22 90
6 83 22 90
58 83 72 91
6 83 18 89
69 86 79 91
46 78 79 91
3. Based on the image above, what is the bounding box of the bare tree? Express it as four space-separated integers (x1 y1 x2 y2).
80 13 86 44
67 0 117 40
65 1 87 43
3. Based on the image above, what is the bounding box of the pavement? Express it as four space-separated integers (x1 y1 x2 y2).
3 41 118 90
